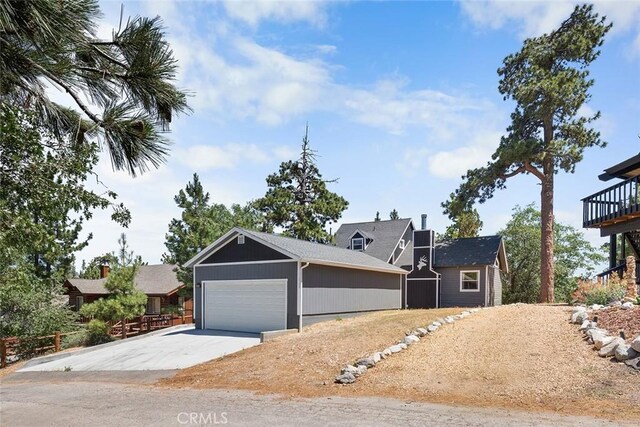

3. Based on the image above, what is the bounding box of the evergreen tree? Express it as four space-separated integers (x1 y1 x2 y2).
374 211 381 222
162 173 261 288
443 5 610 302
442 208 483 240
254 126 348 242
389 209 400 220
0 0 190 175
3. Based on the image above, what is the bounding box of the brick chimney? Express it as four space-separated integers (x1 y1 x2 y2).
99 259 110 279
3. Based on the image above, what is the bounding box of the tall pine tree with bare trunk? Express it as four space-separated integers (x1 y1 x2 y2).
443 5 610 303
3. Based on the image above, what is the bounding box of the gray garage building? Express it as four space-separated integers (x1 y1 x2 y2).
185 227 407 333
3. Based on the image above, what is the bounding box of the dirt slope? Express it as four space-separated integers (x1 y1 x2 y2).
163 305 640 421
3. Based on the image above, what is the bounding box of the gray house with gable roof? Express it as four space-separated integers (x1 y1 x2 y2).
187 216 507 334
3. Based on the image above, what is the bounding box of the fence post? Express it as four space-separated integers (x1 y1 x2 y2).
54 331 61 352
147 316 151 333
1 339 6 368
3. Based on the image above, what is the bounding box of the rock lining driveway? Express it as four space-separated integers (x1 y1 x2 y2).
18 326 261 371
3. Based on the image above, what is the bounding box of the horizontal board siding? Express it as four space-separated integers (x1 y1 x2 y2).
194 262 297 329
492 266 503 306
302 264 401 315
439 266 486 307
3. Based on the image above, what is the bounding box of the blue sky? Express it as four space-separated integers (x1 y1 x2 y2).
71 0 640 268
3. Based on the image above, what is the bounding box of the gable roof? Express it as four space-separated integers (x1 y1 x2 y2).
335 218 413 262
66 264 183 295
186 227 407 274
434 236 507 271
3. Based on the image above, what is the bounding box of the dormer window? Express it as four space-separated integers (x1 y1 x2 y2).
399 239 405 250
351 237 364 251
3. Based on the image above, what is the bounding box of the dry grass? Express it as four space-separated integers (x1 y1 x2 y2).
162 308 460 394
162 305 640 421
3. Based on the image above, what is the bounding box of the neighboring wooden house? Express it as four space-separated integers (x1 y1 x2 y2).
335 216 507 309
64 264 191 315
582 152 640 294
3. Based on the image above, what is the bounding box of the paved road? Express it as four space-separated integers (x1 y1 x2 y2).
18 328 260 371
1 372 633 426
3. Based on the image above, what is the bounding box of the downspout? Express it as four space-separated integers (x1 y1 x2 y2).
299 262 310 332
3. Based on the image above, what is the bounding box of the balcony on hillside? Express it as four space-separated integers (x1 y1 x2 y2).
582 175 640 230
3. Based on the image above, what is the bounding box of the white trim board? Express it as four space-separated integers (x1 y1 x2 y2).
459 270 481 293
195 259 296 267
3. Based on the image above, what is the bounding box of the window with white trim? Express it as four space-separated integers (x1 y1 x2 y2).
147 296 161 314
351 237 364 251
398 239 405 250
238 235 245 244
460 270 480 292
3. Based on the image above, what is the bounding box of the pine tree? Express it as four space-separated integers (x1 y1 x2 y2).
254 126 348 242
0 0 190 176
389 209 400 220
374 211 381 222
443 5 610 302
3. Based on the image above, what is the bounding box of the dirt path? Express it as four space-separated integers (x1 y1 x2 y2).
165 305 640 421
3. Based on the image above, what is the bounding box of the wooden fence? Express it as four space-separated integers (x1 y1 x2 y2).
1 313 193 369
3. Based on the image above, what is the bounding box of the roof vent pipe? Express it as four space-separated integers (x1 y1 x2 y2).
421 214 428 230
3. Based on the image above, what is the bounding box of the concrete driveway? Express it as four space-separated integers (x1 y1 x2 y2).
18 327 261 371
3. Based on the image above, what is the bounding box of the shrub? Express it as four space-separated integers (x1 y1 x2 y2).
86 320 113 346
572 275 626 306
61 330 89 350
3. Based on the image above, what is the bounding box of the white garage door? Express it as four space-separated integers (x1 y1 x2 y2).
203 279 287 333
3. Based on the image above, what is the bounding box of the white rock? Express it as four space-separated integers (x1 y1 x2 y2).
609 300 622 307
403 335 419 345
589 304 603 311
454 315 463 320
335 372 356 384
389 344 404 354
432 321 442 327
594 335 615 350
399 342 408 350
355 357 376 368
415 327 428 337
572 306 587 313
631 336 640 353
372 352 382 363
427 325 438 333
444 316 455 324
571 310 588 324
579 320 591 330
470 308 480 313
341 365 366 377
622 302 634 310
382 348 392 357
615 344 639 361
598 337 625 357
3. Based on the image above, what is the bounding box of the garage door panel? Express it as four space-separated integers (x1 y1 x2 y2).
203 279 287 333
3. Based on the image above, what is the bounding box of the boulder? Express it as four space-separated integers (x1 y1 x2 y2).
589 304 603 311
615 344 639 361
355 357 376 368
579 320 591 331
427 325 438 333
631 336 640 353
415 328 428 337
621 302 634 310
382 348 392 357
444 316 455 324
399 342 408 349
432 321 442 327
571 310 588 324
461 310 471 316
572 306 587 313
335 372 356 384
372 352 382 363
588 330 607 345
625 357 640 371
403 335 420 345
608 300 622 308
454 315 463 320
341 365 358 375
598 337 625 357
435 318 446 324
594 335 615 350
389 344 404 354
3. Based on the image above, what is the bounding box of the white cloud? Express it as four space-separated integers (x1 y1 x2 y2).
222 0 327 27
174 143 297 171
460 0 640 53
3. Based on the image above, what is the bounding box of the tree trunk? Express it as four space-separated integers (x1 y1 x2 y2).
121 317 127 340
540 155 555 303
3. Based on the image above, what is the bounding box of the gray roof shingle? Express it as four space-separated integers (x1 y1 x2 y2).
236 228 407 274
67 264 183 295
335 219 412 262
434 236 502 267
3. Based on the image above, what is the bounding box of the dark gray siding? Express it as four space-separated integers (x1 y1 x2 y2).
201 236 290 264
391 224 413 263
193 262 298 329
302 264 402 314
438 266 487 307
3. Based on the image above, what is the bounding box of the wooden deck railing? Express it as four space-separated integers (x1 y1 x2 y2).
582 175 640 228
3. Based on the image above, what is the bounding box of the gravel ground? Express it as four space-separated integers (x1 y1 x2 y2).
165 304 640 422
593 306 640 341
